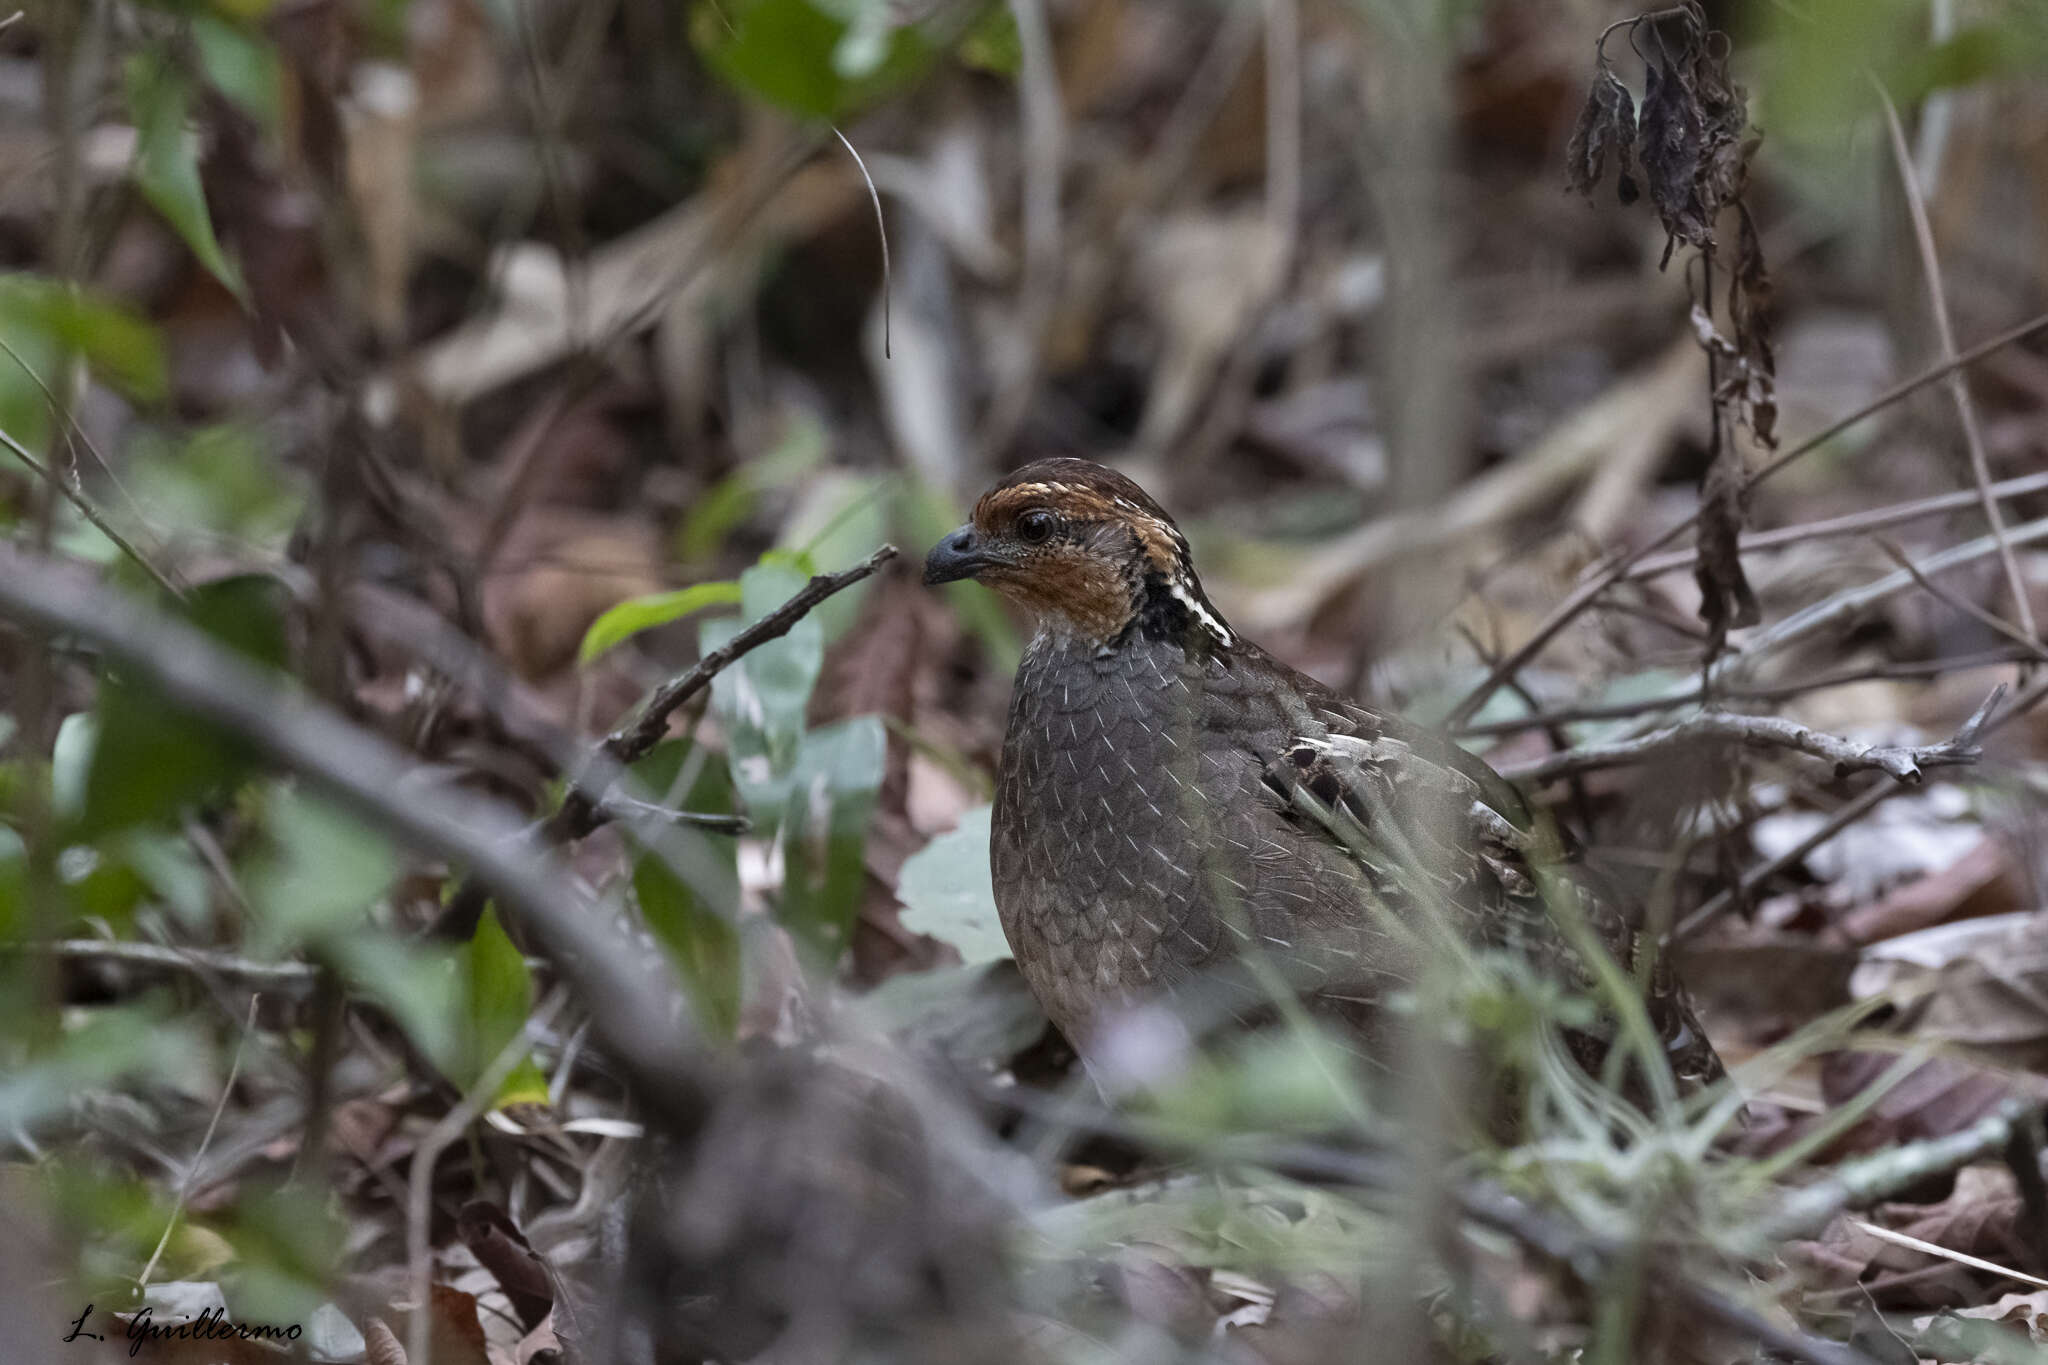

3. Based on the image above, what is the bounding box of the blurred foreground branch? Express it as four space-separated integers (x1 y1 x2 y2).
0 544 712 1139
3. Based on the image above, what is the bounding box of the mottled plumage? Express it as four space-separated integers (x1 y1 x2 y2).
925 458 1721 1097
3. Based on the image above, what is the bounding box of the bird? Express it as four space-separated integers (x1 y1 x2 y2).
923 457 1723 1107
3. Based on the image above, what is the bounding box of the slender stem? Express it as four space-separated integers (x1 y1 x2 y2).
0 423 183 598
1625 471 2048 581
1445 307 2048 728
1876 80 2037 647
1500 685 2000 786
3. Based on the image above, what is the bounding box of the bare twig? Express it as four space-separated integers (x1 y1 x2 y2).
7 939 320 991
598 794 749 835
1709 514 2048 690
1446 307 2048 728
1455 647 2037 739
1501 685 2004 786
1877 82 2037 646
1875 537 2048 662
429 544 896 938
1675 668 2048 940
1625 470 2048 581
138 996 261 1289
567 543 898 832
833 127 891 358
0 330 164 548
1763 1100 2039 1243
976 0 1063 460
0 422 183 599
0 542 712 1137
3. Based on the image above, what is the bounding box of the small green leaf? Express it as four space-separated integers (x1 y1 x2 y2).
775 715 884 964
126 46 246 300
578 580 741 666
705 557 825 813
694 0 933 121
194 15 284 129
464 905 546 1102
329 932 463 1079
629 740 743 1037
244 788 397 946
959 6 1021 75
0 274 168 402
896 805 1006 963
80 577 288 836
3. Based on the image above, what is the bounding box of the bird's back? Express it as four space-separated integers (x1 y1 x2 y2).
991 626 1724 1095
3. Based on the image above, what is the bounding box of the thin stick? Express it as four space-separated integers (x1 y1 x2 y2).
1764 1100 2038 1243
138 996 261 1288
1625 471 2048 581
1709 514 2048 691
833 127 891 359
0 330 163 547
429 544 896 939
1675 668 2048 940
578 544 897 824
1445 307 2048 728
1500 685 2001 786
0 423 183 598
976 0 1063 459
1456 649 2033 739
1877 81 2036 646
1875 537 2048 663
9 939 320 991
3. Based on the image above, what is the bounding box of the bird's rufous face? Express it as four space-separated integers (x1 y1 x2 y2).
924 460 1233 646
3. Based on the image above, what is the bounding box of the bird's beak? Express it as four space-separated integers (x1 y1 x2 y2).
923 524 990 585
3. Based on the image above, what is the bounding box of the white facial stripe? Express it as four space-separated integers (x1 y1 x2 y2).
1166 574 1235 645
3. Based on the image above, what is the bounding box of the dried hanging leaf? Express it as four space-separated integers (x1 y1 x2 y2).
1694 436 1760 654
1728 203 1778 445
1566 66 1638 205
1569 3 1775 657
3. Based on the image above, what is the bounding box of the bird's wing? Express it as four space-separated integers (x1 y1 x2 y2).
1250 668 1726 1096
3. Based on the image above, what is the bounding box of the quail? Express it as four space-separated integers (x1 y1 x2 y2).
925 458 1722 1099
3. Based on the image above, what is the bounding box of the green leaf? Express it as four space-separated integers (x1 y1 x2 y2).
896 805 1006 963
694 0 933 121
126 46 246 300
959 6 1021 75
0 1003 205 1135
193 14 284 129
243 788 397 947
628 740 743 1038
774 715 884 963
463 906 546 1103
0 274 168 402
329 932 462 1079
220 1184 343 1327
705 557 825 814
80 576 288 836
578 580 741 666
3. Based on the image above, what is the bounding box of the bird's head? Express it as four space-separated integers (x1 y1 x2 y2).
924 458 1236 649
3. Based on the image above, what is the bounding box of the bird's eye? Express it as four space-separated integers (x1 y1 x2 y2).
1015 510 1058 544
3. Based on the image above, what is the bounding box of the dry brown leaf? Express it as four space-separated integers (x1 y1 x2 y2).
1837 837 2021 946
